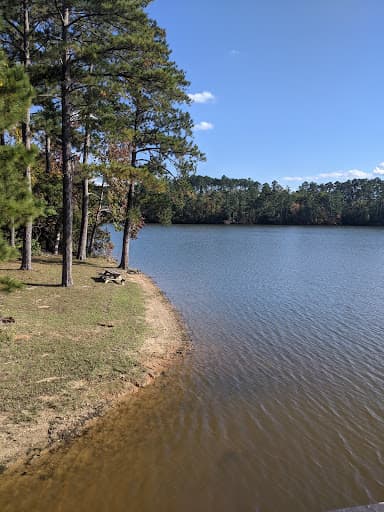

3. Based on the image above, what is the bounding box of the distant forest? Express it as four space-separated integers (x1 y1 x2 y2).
140 175 384 226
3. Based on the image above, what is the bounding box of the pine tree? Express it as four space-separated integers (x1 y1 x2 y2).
0 49 35 260
0 0 49 269
0 1 204 277
104 34 204 270
42 0 168 285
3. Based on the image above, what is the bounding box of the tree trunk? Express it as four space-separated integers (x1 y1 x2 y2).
45 133 51 174
61 5 73 287
119 147 137 271
54 228 61 255
119 182 135 271
77 128 91 260
20 0 32 271
119 145 137 271
10 219 15 248
88 180 105 256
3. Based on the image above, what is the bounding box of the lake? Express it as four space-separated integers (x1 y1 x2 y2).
4 225 384 511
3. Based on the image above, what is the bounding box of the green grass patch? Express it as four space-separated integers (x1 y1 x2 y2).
0 256 148 424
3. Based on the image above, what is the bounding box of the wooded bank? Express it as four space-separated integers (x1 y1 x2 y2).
140 175 384 226
0 1 202 286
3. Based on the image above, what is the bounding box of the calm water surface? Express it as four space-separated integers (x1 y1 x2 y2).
2 225 384 512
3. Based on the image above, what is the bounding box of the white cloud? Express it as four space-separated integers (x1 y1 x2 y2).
193 121 214 131
282 169 373 183
229 49 240 56
188 91 215 104
373 162 384 175
316 172 345 179
316 169 372 180
348 169 372 178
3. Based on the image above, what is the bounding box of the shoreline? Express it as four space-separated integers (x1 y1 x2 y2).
0 260 190 474
133 272 191 383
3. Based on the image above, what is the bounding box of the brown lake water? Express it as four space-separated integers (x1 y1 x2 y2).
2 225 384 511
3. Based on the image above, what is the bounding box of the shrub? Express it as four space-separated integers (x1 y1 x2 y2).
31 239 42 256
0 276 25 293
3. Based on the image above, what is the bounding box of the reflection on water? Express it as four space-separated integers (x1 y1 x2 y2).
2 225 384 512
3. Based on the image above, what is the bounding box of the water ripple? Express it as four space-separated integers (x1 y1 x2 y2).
3 225 384 512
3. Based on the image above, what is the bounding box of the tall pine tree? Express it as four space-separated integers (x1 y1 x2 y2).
0 48 35 260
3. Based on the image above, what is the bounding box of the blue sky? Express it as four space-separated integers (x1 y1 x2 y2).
148 0 384 185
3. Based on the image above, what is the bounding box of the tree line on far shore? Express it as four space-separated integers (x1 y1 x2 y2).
0 0 203 286
139 174 384 226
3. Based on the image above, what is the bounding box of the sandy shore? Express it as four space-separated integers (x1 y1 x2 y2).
0 269 189 472
134 273 190 380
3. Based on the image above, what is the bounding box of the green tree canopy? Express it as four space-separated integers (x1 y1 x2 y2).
0 49 35 260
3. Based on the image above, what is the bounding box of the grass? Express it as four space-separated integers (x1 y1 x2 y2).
0 256 148 425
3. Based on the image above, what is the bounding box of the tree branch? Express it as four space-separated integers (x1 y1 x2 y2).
3 17 23 37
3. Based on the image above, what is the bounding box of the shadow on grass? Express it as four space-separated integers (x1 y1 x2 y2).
83 262 119 270
29 257 119 270
29 257 61 265
23 283 61 288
